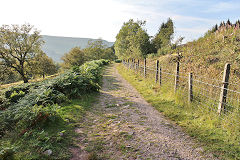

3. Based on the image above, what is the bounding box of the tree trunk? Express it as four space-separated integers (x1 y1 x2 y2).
19 70 28 83
18 61 28 83
22 76 28 83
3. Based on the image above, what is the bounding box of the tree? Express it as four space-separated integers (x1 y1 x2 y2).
227 19 231 26
0 24 44 83
61 47 87 68
84 39 116 60
115 19 151 59
29 52 57 78
84 39 107 60
152 18 174 54
62 39 116 68
101 47 117 60
0 64 20 84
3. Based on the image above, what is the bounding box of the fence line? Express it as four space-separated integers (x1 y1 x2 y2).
122 59 240 118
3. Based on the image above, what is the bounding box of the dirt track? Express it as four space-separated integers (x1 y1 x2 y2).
70 64 215 160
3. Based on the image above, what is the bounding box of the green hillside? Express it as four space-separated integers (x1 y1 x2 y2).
41 35 114 62
147 21 240 84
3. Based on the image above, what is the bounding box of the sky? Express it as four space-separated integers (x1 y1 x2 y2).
0 0 240 43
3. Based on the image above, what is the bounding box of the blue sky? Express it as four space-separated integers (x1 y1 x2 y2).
123 0 240 42
0 0 239 42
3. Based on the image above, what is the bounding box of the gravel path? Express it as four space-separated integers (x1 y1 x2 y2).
70 64 215 160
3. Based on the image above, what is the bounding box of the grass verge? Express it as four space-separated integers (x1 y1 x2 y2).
0 74 59 90
117 63 240 160
0 93 98 160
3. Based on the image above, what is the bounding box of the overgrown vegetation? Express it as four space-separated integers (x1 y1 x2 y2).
117 64 240 159
0 59 109 159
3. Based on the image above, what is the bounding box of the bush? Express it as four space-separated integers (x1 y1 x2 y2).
115 59 122 63
0 59 109 138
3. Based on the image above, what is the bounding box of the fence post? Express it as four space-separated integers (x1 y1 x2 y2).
174 62 180 93
132 59 134 69
155 60 159 83
218 63 231 114
133 59 135 70
130 59 132 69
144 58 147 78
189 73 193 102
159 66 162 86
137 59 140 70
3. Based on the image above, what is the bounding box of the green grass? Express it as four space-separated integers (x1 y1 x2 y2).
117 63 240 160
0 93 98 160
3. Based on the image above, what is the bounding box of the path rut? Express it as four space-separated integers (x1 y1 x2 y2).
70 64 215 160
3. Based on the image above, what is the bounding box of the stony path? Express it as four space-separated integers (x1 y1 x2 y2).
70 64 215 160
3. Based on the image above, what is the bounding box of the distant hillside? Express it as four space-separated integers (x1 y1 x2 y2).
41 35 114 62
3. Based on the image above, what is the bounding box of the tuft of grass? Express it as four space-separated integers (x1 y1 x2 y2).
117 63 240 160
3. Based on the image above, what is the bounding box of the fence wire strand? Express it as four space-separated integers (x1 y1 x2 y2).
122 61 240 120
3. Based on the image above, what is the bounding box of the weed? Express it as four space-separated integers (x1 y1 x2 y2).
106 104 117 108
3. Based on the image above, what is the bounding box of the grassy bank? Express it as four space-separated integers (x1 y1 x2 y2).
0 94 97 159
0 74 59 90
0 59 109 159
117 63 240 160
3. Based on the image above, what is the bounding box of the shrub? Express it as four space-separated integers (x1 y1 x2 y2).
0 59 109 138
115 59 122 63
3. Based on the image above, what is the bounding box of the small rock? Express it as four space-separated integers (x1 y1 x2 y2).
106 136 111 141
44 149 52 156
128 131 134 135
75 128 84 134
116 104 120 106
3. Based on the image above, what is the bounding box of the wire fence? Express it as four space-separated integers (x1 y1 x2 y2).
122 59 240 125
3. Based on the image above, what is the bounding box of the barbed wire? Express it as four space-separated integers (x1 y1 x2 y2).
122 62 240 117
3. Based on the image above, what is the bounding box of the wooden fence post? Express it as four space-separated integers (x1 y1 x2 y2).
174 62 180 93
130 59 132 69
134 59 136 70
159 66 162 86
189 73 193 102
218 63 231 114
133 59 135 70
144 58 147 78
155 60 159 83
137 59 140 70
132 59 134 69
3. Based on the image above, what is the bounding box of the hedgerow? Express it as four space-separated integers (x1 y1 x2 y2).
0 59 109 159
